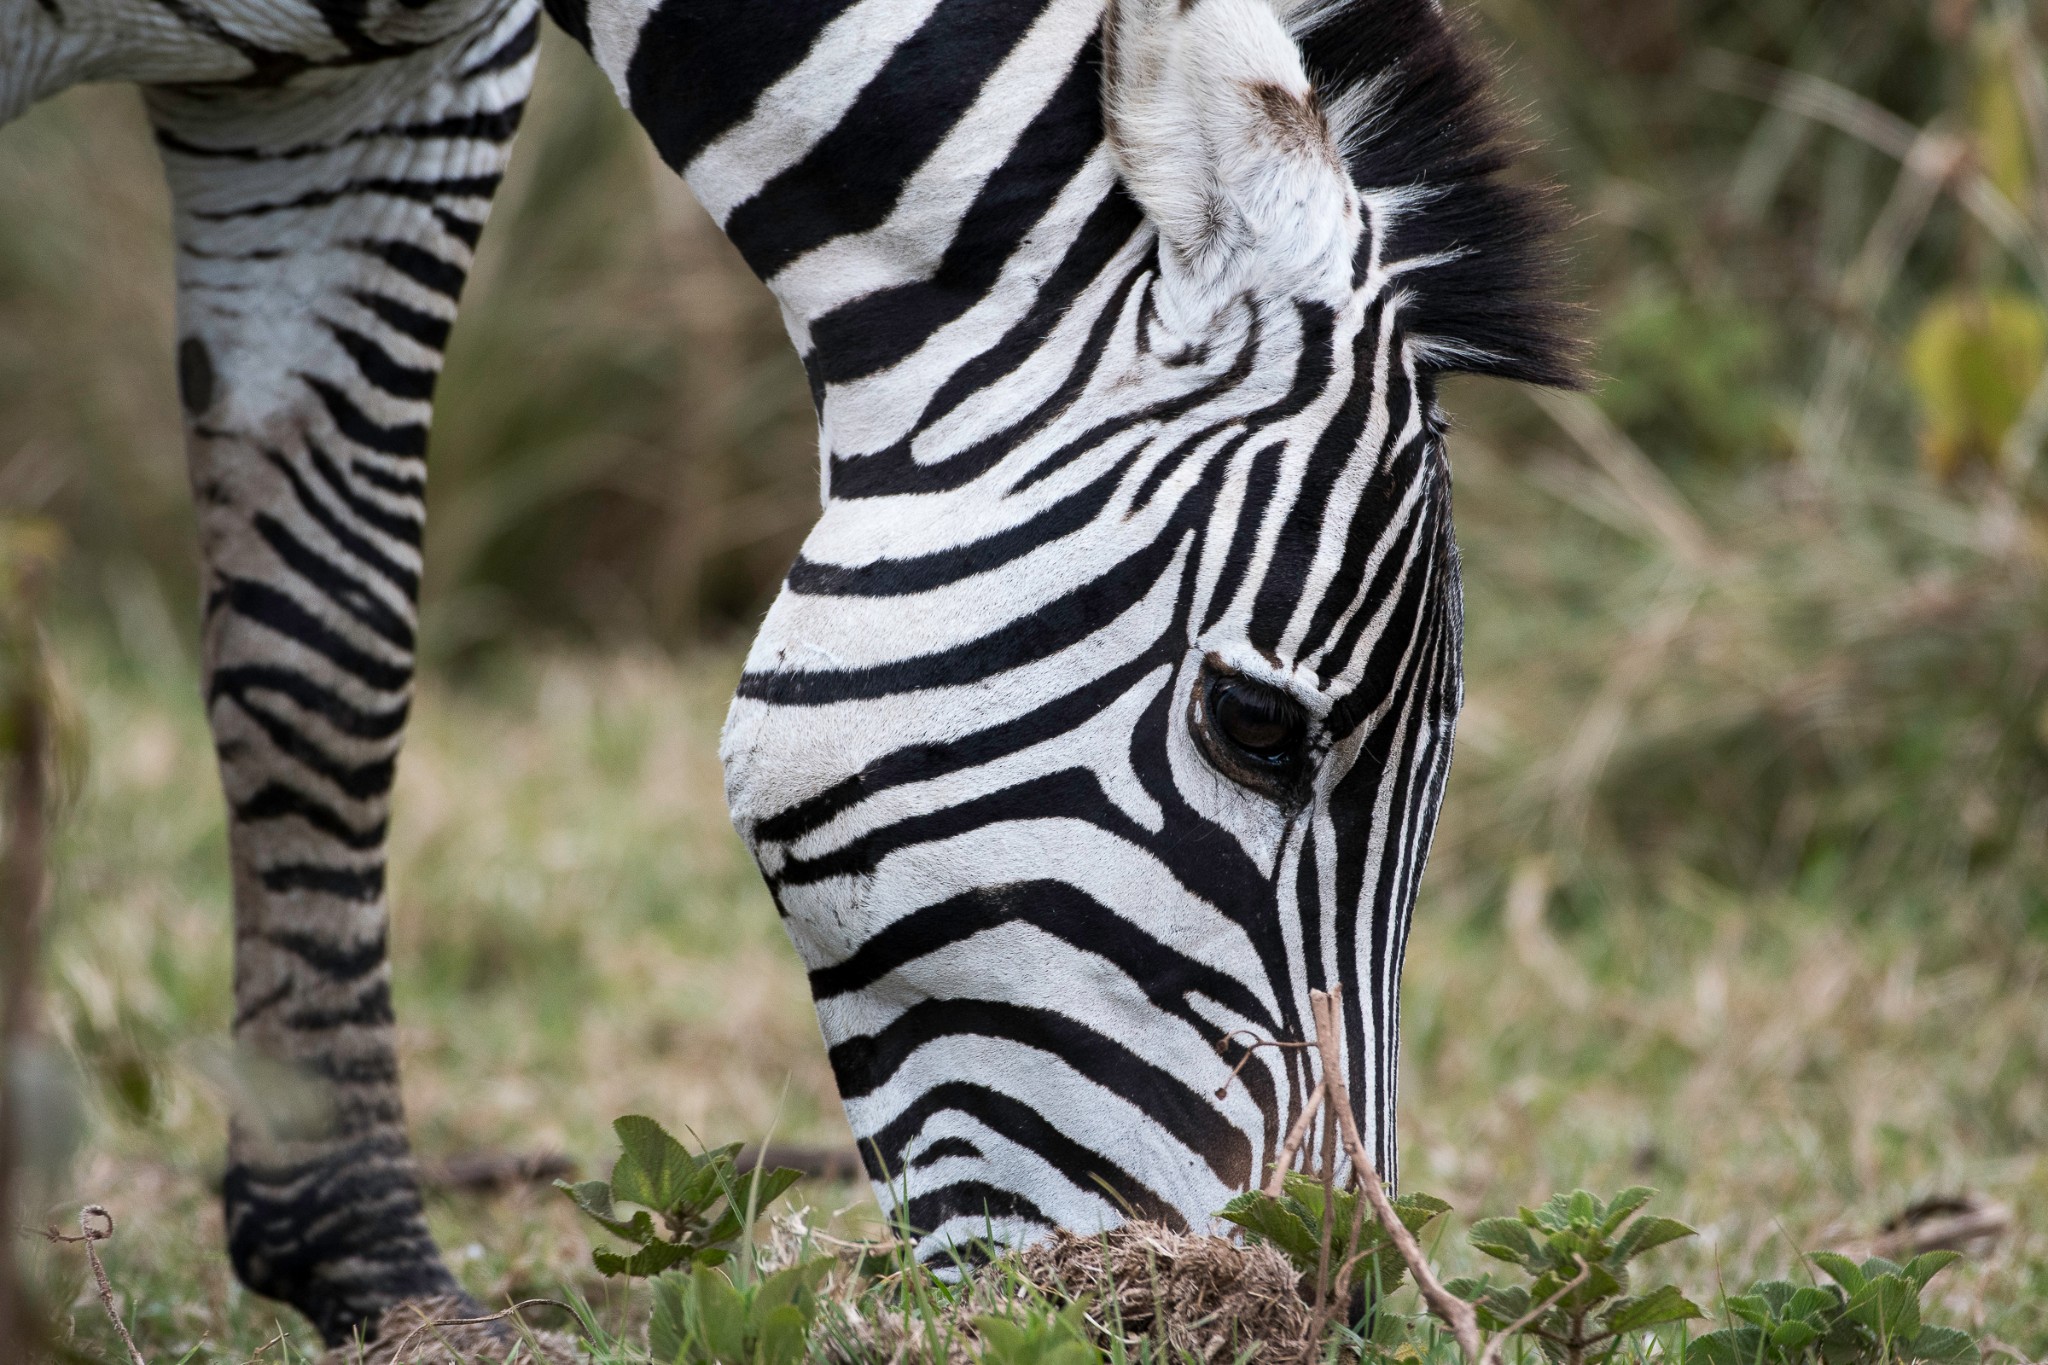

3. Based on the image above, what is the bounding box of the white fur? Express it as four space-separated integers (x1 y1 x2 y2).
1101 0 1361 335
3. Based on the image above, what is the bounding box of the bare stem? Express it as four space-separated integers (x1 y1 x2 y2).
1263 1081 1324 1199
48 1206 148 1365
1307 988 1482 1362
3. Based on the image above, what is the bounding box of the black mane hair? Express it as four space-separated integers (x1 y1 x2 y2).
1293 0 1584 388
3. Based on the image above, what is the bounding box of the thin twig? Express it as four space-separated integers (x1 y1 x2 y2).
1310 1171 1379 1348
1212 1031 1311 1101
1307 989 1482 1362
1263 1082 1324 1199
46 1206 148 1365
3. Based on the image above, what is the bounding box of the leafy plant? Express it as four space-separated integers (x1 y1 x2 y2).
971 1301 1104 1365
650 1258 834 1365
555 1114 802 1278
1446 1187 1702 1365
1218 1171 1451 1306
1691 1252 1979 1365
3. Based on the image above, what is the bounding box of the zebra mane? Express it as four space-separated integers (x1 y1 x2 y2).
1286 0 1582 388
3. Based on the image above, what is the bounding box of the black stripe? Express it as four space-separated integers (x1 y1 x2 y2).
195 174 502 220
259 862 386 902
804 43 1101 386
827 239 1146 501
237 782 388 849
303 375 428 458
262 925 388 979
210 577 411 692
349 239 467 301
873 1085 1181 1229
302 441 425 550
461 12 539 77
252 513 416 651
154 105 525 162
323 321 437 402
210 664 409 741
347 289 453 350
830 998 1249 1188
736 515 1191 706
720 0 1045 279
626 0 863 175
787 441 1147 598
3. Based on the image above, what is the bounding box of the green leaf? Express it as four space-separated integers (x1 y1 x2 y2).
698 1209 746 1249
977 1319 1026 1359
594 1237 696 1279
1392 1192 1453 1231
1217 1190 1320 1267
1604 1284 1704 1333
650 1272 691 1364
1808 1252 1866 1296
557 1178 656 1244
692 1266 749 1363
612 1115 701 1214
1902 1251 1963 1291
753 1303 809 1365
1470 1217 1541 1267
750 1259 829 1321
1907 1325 1980 1365
1599 1187 1657 1236
1688 1327 1766 1365
1614 1215 1696 1264
1770 1321 1820 1352
740 1167 804 1213
1785 1286 1841 1321
1843 1274 1921 1344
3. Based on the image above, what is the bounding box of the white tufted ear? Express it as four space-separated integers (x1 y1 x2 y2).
1103 0 1362 331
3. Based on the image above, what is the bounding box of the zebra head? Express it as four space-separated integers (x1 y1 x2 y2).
716 0 1573 1257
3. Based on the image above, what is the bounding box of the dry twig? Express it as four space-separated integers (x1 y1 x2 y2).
43 1205 147 1365
1263 1082 1324 1199
1306 988 1482 1361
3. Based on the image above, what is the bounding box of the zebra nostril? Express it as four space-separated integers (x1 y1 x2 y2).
177 336 215 415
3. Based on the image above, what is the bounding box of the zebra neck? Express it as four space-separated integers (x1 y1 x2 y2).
579 0 1133 480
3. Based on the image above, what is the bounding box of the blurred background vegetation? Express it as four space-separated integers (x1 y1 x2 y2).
5 0 2048 1356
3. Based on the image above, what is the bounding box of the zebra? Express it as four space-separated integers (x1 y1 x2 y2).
0 0 1572 1344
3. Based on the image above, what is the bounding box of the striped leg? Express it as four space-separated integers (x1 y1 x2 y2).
141 4 537 1343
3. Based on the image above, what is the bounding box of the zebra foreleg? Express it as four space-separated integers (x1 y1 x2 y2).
138 3 538 1342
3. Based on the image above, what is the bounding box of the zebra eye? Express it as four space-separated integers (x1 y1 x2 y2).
1191 658 1311 800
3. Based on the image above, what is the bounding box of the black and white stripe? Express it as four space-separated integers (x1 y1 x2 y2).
562 0 1569 1258
2 0 1572 1332
6 0 536 1341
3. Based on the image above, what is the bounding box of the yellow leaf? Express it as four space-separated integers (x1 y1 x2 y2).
1904 290 2048 479
1972 32 2035 208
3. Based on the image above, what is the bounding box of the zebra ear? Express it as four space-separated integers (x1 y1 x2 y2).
1102 0 1361 326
